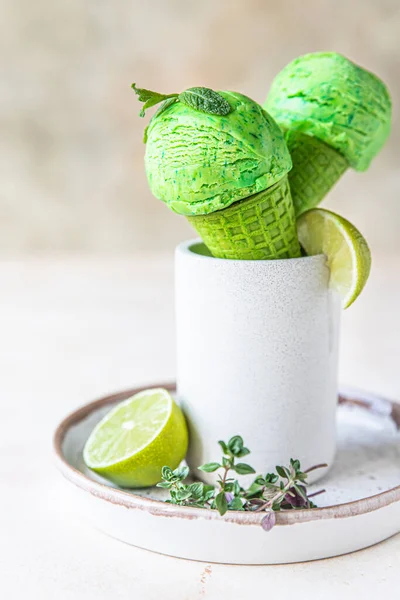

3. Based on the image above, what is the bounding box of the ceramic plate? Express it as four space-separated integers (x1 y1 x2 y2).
54 384 400 564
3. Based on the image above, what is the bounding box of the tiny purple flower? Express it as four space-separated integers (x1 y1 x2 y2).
225 492 234 504
261 511 276 532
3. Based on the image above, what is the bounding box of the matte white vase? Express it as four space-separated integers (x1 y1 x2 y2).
175 239 341 484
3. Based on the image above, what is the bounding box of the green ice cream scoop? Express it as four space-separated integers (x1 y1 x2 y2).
145 91 292 217
264 52 392 215
138 87 300 260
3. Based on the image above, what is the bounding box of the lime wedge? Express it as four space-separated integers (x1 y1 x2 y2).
83 388 188 488
297 208 371 308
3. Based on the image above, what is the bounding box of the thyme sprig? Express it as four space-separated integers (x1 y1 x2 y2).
157 435 326 531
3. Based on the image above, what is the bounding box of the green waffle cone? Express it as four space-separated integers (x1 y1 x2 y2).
285 131 348 216
187 176 301 260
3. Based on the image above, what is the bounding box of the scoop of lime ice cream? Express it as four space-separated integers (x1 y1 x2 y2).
264 52 391 171
145 91 292 216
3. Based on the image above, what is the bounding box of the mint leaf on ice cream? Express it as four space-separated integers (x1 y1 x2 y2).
179 87 232 116
132 83 232 119
131 83 178 117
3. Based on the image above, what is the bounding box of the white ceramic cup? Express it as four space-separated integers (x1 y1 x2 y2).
175 239 341 484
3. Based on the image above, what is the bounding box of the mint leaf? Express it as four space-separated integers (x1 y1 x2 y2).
153 96 177 119
131 83 178 117
179 87 232 116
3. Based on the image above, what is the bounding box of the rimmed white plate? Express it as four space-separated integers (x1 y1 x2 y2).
54 384 400 564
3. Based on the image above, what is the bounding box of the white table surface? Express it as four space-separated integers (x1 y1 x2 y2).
1 254 400 599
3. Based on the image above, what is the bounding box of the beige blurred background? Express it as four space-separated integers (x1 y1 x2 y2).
2 0 399 256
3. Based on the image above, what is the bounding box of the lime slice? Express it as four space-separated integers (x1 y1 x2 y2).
297 208 371 308
83 388 188 488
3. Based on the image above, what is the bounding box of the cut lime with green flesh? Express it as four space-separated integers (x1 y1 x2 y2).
297 209 371 308
83 388 188 488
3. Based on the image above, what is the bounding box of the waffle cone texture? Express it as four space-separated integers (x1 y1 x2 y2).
285 131 348 216
187 176 301 260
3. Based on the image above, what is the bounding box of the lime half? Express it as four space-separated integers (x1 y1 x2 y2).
83 388 188 488
297 208 371 308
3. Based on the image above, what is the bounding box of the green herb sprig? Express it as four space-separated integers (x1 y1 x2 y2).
157 465 215 508
198 435 255 516
131 84 178 118
157 435 326 531
131 84 232 118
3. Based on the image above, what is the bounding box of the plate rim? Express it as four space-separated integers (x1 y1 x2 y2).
53 382 400 527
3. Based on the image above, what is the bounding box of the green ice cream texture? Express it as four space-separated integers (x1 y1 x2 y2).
144 91 292 217
265 52 391 171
